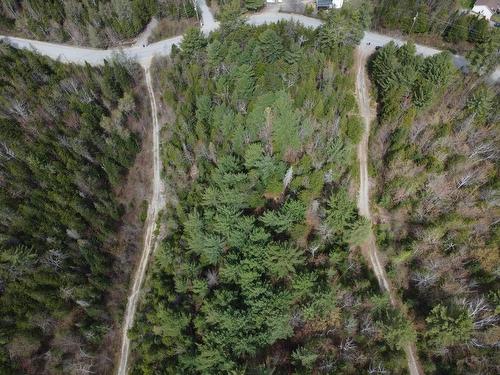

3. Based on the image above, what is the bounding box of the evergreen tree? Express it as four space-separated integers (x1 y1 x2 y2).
426 304 473 348
467 32 500 76
445 15 470 43
258 29 284 63
180 27 207 56
244 0 265 11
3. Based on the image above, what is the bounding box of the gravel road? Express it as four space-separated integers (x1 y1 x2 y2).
0 0 495 79
355 48 424 375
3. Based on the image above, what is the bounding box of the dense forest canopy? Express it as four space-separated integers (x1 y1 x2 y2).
0 0 196 47
370 42 499 374
0 44 145 374
128 9 423 373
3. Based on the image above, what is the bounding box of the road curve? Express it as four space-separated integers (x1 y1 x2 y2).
116 64 162 375
354 48 423 375
0 0 497 79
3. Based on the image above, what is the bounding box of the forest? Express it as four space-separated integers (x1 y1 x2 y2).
1 1 498 374
128 7 426 374
0 0 196 47
0 44 147 374
369 42 499 374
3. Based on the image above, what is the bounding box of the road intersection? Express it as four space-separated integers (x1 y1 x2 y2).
1 0 497 80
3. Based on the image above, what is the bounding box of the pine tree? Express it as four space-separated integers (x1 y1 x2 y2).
258 29 284 63
426 304 473 348
445 15 470 43
180 27 207 56
467 33 500 76
244 0 265 11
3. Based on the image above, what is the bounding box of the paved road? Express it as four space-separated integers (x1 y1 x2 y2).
199 0 219 34
0 0 496 79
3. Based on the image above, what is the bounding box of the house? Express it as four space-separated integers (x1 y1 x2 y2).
316 0 344 10
471 0 500 20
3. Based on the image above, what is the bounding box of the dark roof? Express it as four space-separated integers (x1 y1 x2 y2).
317 0 333 6
475 0 500 10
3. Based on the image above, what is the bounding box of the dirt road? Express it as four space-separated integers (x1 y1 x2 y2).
354 49 423 375
116 64 162 375
133 17 159 48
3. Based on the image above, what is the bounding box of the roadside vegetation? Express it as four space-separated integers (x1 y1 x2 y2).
372 0 499 54
0 44 147 374
0 0 196 47
208 0 266 13
148 17 199 44
369 42 499 374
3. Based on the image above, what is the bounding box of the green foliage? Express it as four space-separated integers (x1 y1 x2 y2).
181 27 208 56
466 85 496 124
260 200 306 233
370 42 455 121
374 0 457 33
426 304 473 348
326 188 369 245
265 243 304 279
467 32 500 76
373 1 490 50
318 8 364 55
0 45 142 372
468 16 489 44
371 33 499 374
244 0 265 11
381 310 417 351
130 21 390 374
0 0 196 47
258 29 284 63
444 14 471 43
292 346 318 370
346 217 371 246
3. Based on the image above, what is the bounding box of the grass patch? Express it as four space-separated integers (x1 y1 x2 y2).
139 200 148 224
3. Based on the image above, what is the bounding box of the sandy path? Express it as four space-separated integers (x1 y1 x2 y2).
354 49 423 375
133 17 159 47
116 65 162 375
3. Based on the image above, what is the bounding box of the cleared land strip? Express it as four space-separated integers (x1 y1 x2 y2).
116 65 162 375
355 49 424 375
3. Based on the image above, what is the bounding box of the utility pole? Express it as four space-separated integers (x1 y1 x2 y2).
192 0 201 27
409 12 419 34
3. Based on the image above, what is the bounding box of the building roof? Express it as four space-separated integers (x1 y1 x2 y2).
317 0 332 5
474 0 500 10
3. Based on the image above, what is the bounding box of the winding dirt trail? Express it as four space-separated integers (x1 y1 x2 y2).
116 64 162 375
354 49 423 375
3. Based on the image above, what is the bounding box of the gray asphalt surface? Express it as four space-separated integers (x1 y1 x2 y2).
0 0 496 79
